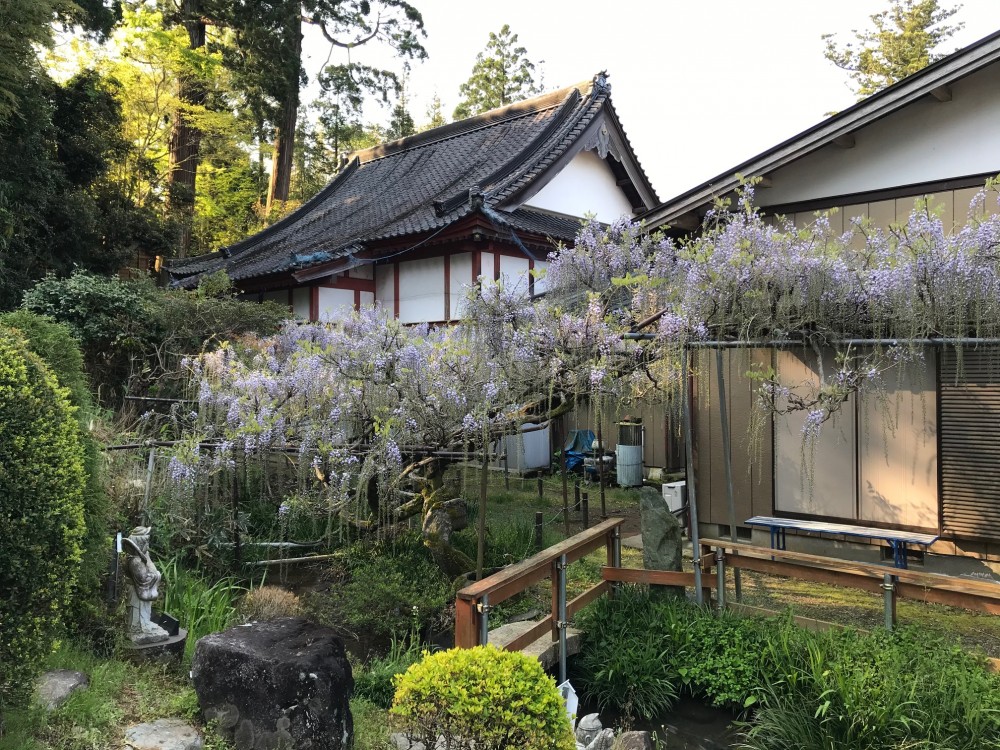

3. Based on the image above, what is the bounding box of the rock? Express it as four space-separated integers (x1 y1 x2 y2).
390 734 447 750
124 718 202 750
585 729 615 750
575 713 603 746
191 617 353 750
36 669 88 710
422 498 468 544
639 486 684 598
616 730 654 750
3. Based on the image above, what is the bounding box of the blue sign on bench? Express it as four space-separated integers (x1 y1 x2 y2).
745 516 939 569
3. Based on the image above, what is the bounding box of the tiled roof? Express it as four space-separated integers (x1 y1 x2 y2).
168 73 655 287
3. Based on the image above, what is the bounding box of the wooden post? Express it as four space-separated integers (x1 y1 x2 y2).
574 481 581 511
550 560 561 640
537 477 544 501
232 463 242 569
683 347 704 606
534 511 544 551
596 423 607 519
562 460 570 537
477 455 488 581
455 597 479 648
582 492 590 529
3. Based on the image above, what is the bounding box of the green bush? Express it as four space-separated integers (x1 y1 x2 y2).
744 627 1000 750
576 586 1000 748
21 270 289 404
0 330 86 711
390 645 576 750
308 534 456 641
354 639 423 709
574 586 682 721
0 311 115 640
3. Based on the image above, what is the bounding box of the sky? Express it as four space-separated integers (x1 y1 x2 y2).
301 0 1000 201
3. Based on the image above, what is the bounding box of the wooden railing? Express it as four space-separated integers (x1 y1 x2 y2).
696 538 1000 626
454 517 624 680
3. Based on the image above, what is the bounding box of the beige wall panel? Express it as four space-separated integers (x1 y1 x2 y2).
793 212 813 230
707 350 728 524
723 350 756 527
693 349 714 524
894 195 919 224
927 191 956 233
843 203 869 250
955 187 986 223
750 349 775 517
774 350 857 519
823 209 844 235
867 199 896 231
858 352 938 529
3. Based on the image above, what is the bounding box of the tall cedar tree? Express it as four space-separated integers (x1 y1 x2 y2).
823 0 963 99
453 24 539 120
219 0 426 217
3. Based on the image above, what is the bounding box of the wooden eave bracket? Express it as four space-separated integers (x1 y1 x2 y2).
930 85 953 102
832 133 856 149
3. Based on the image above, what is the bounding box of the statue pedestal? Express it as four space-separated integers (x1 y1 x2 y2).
125 611 187 663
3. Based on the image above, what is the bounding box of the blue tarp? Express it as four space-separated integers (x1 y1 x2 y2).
563 429 596 471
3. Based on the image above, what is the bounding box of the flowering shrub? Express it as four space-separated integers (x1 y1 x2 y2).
390 645 576 750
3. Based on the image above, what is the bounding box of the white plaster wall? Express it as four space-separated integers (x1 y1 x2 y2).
292 288 311 319
499 255 531 294
317 287 355 319
761 62 1000 206
533 260 549 294
349 265 374 280
449 252 473 319
375 265 394 310
480 252 495 282
360 290 375 308
524 150 634 222
398 257 445 324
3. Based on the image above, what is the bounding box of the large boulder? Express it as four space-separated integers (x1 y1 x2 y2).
191 618 353 750
639 486 684 598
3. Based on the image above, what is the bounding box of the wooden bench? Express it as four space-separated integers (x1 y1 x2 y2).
744 516 939 569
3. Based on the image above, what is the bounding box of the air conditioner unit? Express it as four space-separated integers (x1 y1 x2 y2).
662 480 686 513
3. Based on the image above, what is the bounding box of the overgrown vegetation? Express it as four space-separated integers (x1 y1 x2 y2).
576 586 1000 748
21 271 289 405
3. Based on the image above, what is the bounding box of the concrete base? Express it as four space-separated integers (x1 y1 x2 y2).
125 628 187 663
487 620 581 671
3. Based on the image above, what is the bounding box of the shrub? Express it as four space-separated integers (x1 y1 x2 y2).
0 311 115 639
308 534 456 641
236 586 303 624
574 586 681 722
354 639 423 709
390 646 576 750
21 270 289 404
0 330 86 711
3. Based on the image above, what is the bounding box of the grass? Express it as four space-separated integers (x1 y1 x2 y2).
159 557 246 663
729 568 1000 657
0 642 202 750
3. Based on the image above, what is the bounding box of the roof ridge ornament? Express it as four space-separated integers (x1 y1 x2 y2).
593 71 611 96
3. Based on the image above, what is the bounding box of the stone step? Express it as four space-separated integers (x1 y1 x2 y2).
486 620 582 670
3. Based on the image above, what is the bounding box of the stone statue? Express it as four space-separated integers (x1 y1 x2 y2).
122 526 169 645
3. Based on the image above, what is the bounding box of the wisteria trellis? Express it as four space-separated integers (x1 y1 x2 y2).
173 182 1000 568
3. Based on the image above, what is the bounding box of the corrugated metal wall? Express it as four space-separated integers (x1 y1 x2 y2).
940 348 1000 539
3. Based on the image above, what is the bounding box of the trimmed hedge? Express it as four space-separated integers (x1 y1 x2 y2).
0 330 86 711
391 645 576 750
